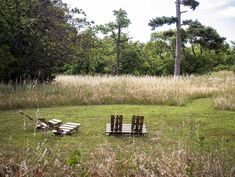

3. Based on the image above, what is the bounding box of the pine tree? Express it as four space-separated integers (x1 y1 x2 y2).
149 0 199 76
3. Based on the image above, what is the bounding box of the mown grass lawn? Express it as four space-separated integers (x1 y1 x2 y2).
0 98 234 176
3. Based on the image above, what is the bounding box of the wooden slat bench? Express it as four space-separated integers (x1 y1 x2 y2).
53 122 80 136
106 115 147 135
37 118 62 130
47 119 62 128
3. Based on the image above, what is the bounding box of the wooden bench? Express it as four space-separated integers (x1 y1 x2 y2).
47 119 62 128
53 122 80 136
131 115 146 135
37 118 62 130
106 115 147 135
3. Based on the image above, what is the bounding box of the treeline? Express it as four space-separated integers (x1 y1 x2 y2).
0 0 234 83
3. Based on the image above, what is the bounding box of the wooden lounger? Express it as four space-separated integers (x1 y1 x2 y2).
53 122 80 136
47 119 62 128
106 115 147 135
131 115 147 135
19 111 62 130
36 118 62 130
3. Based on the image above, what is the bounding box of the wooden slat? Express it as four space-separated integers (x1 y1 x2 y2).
131 115 144 133
110 115 123 132
111 115 115 131
106 115 146 135
65 122 80 126
48 119 62 129
52 129 72 135
59 126 74 130
49 121 60 124
61 124 78 128
52 119 62 122
106 123 147 135
53 122 80 136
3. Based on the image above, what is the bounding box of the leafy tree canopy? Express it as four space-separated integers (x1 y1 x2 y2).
96 8 131 74
0 0 91 83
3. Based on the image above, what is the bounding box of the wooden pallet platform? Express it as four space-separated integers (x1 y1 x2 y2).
53 122 80 136
106 123 147 135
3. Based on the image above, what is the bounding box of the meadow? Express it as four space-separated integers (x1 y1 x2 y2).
0 71 234 110
0 71 234 176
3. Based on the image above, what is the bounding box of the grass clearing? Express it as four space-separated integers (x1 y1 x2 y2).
0 98 234 176
0 71 234 176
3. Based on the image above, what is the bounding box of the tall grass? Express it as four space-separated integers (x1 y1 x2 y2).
1 142 234 177
87 142 234 177
0 71 234 110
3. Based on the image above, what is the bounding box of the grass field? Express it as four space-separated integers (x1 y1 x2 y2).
1 71 234 111
0 98 234 176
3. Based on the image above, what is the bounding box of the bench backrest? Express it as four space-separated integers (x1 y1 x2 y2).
131 115 144 133
111 115 123 132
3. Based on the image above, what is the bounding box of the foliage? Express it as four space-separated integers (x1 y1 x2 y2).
67 149 81 168
97 8 131 74
0 1 234 79
149 16 177 30
0 0 89 83
120 42 146 75
143 39 174 75
60 28 100 75
186 20 227 52
149 0 200 76
182 0 200 10
148 21 231 75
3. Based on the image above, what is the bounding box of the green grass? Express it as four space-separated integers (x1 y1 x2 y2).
0 98 234 175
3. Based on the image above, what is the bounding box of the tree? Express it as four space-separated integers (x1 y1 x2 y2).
94 37 116 74
185 20 226 54
98 8 131 74
61 28 100 75
147 20 229 75
149 0 199 76
0 0 90 83
144 32 176 75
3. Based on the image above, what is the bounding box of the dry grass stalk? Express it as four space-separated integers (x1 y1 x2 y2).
0 71 234 110
87 142 234 177
1 141 234 177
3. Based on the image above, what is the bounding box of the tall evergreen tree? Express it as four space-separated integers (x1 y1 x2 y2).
149 0 199 76
97 8 131 74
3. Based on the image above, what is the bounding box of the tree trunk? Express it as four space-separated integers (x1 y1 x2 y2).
116 25 121 75
175 0 181 76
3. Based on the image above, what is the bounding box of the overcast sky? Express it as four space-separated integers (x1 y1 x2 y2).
63 0 235 43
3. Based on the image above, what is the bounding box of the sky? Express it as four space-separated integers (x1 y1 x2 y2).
63 0 235 43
